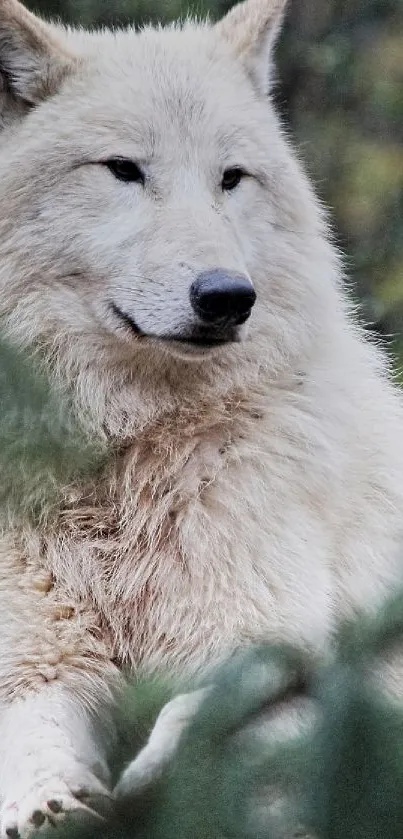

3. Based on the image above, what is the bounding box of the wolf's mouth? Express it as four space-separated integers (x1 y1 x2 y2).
172 334 235 347
111 303 239 349
111 303 145 338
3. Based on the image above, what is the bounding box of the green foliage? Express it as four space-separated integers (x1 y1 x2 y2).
28 0 231 26
276 0 403 370
43 596 403 839
0 338 107 524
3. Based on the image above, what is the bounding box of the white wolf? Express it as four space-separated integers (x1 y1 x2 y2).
0 0 402 833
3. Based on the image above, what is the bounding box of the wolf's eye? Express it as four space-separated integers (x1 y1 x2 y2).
222 168 245 192
105 158 145 184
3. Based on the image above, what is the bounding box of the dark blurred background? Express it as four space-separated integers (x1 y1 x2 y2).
27 0 403 371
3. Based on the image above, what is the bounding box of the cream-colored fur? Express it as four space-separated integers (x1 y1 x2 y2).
0 0 402 833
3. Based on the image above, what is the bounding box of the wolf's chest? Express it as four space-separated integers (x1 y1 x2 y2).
96 430 336 675
49 407 337 675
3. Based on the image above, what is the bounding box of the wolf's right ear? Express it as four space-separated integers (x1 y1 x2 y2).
0 0 73 122
216 0 287 94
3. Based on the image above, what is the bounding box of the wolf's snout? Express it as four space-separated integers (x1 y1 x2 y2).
190 270 256 326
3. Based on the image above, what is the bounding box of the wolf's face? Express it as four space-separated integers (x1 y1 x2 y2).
0 0 335 373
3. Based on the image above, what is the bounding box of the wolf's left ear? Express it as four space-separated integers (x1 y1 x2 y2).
0 0 74 107
216 0 288 94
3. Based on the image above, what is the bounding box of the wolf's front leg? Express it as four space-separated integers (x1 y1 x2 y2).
115 689 208 798
0 688 114 839
0 545 120 839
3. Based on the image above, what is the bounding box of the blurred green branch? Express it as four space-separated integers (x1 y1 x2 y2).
0 338 107 524
41 596 403 839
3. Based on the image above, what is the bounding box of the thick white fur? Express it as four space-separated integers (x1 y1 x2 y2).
0 0 403 832
0 690 111 836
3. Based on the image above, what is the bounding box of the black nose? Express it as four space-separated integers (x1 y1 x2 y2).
190 270 256 326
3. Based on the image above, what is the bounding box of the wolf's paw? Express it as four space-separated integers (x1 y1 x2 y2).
0 770 112 839
115 689 208 798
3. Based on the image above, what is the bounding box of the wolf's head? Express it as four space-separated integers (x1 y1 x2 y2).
0 0 339 393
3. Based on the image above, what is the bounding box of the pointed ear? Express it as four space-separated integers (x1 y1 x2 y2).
0 0 73 110
216 0 288 94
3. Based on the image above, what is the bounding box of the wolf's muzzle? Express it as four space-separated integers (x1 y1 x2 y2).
190 270 256 326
